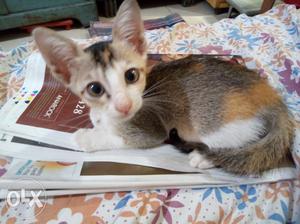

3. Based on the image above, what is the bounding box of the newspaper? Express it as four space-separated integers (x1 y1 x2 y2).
0 52 296 197
0 141 296 198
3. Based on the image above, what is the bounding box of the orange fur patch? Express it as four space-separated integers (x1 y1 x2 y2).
191 63 204 72
222 81 281 123
176 117 200 142
102 48 112 65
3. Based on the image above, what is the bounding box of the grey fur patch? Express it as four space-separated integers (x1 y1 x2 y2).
144 55 262 134
84 41 114 68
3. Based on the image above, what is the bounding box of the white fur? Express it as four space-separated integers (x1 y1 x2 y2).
188 150 214 169
74 124 126 152
104 60 143 120
74 128 125 152
201 118 265 149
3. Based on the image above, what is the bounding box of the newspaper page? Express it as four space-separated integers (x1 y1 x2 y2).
0 140 296 193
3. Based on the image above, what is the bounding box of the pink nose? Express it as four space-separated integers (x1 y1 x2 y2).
114 93 132 115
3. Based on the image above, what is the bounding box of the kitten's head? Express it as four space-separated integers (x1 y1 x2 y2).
33 0 147 124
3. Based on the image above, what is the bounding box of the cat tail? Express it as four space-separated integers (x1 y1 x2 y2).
202 107 295 176
169 106 295 176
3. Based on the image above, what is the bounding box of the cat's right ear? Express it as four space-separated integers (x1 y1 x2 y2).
33 27 83 85
112 0 146 56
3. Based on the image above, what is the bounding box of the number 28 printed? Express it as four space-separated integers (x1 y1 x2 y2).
73 101 86 115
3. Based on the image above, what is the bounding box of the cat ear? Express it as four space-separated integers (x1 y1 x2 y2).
33 27 82 85
112 0 146 55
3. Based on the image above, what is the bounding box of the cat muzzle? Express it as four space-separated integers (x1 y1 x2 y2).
114 93 132 116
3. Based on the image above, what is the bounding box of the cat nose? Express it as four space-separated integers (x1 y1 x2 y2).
114 93 132 115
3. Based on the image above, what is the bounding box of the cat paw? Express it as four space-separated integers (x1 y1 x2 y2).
74 128 126 152
73 128 106 152
188 150 214 169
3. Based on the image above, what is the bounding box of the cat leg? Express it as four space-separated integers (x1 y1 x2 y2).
74 111 168 152
74 124 166 152
119 126 167 149
188 150 214 169
168 128 214 169
74 128 127 152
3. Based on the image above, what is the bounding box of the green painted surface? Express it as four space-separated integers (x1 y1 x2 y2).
0 1 98 30
0 0 8 15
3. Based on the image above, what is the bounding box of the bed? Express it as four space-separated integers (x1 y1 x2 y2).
0 4 299 224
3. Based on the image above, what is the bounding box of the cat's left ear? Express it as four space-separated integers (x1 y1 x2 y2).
112 0 146 56
33 27 83 85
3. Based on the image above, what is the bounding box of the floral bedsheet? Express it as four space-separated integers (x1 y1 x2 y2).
0 4 300 224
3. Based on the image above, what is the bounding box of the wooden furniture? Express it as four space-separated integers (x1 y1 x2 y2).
98 0 118 17
227 0 275 17
0 0 98 31
206 0 229 14
261 0 276 13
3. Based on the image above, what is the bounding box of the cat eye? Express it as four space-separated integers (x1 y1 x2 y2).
86 82 104 97
125 68 140 84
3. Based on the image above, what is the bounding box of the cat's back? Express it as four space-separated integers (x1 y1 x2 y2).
149 55 262 89
146 55 285 134
146 55 268 106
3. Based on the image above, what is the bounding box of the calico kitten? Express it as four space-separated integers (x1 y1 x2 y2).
33 0 294 175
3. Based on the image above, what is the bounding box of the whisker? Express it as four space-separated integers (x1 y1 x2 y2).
143 103 169 119
143 76 171 96
144 99 180 106
143 80 173 96
143 91 168 98
144 75 169 93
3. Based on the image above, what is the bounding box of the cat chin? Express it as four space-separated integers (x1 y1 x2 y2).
89 108 135 124
91 110 136 126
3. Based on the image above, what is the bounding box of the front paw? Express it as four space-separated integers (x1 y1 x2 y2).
73 128 106 152
188 150 214 169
